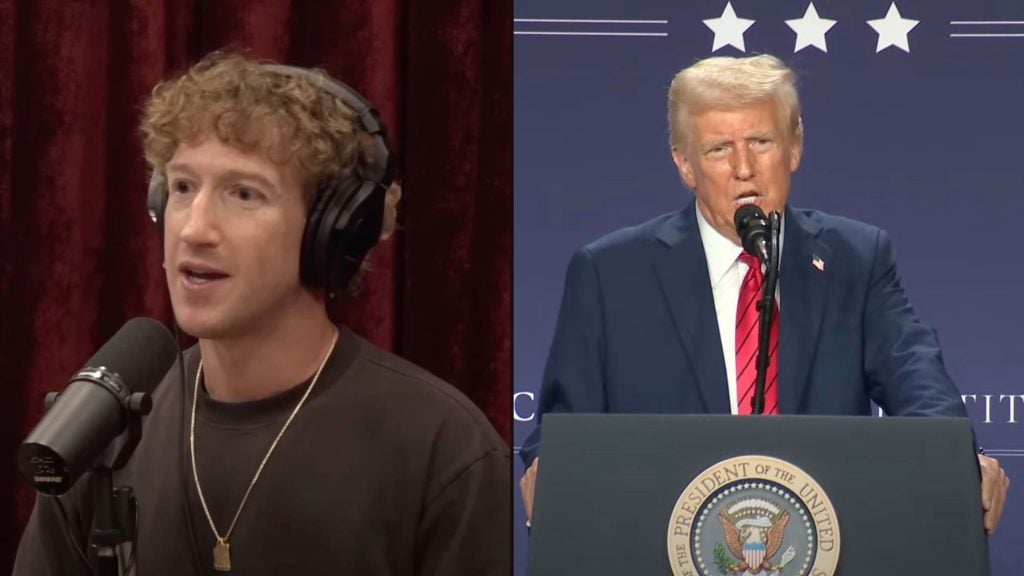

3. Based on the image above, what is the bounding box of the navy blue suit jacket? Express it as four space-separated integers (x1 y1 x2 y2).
520 202 967 465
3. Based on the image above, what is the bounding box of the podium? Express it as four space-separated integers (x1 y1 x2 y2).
528 414 988 575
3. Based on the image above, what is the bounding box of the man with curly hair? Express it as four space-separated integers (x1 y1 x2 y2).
14 52 509 576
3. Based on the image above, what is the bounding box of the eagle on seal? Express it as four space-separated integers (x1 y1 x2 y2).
718 509 790 574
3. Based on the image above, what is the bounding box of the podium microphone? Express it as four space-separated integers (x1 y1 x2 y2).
18 317 177 495
734 204 770 264
734 206 781 415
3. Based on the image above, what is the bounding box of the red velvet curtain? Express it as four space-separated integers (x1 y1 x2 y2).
0 0 511 567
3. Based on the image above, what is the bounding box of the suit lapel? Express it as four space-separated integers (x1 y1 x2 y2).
778 207 830 413
653 202 730 413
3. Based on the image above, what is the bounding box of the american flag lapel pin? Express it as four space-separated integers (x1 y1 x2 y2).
811 255 825 272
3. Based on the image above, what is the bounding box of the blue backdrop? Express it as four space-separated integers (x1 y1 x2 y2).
513 0 1024 573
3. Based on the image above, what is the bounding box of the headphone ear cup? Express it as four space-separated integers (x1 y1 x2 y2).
300 176 387 291
147 172 168 229
328 180 386 289
300 181 342 287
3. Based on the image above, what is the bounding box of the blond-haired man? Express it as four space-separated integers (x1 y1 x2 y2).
520 54 1006 533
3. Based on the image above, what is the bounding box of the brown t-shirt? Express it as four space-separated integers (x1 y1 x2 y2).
14 328 510 576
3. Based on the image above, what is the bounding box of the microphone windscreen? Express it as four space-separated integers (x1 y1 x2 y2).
733 204 767 231
83 317 178 394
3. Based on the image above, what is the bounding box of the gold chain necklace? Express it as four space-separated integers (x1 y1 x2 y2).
189 330 338 572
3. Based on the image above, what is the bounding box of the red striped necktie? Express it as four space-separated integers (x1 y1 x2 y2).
736 253 779 415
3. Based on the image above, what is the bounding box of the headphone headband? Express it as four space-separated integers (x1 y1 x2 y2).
260 64 392 185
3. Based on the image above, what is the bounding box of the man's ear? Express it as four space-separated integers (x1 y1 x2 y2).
789 141 803 173
672 146 697 189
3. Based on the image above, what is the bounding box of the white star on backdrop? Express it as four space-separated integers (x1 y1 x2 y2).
703 2 755 52
867 2 919 53
785 2 837 53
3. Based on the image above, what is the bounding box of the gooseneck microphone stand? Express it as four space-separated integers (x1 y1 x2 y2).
750 211 782 415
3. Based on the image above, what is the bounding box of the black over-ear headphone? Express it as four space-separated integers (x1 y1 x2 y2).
146 64 395 291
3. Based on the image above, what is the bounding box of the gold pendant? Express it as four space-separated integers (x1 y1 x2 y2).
213 540 231 572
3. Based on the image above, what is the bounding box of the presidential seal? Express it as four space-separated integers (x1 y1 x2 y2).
667 455 839 576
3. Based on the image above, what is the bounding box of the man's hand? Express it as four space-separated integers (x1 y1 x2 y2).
978 454 1009 534
520 458 539 523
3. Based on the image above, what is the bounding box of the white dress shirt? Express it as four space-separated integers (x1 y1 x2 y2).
694 206 784 414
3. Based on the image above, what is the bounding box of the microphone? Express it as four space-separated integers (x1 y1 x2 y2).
18 317 177 495
733 204 770 264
